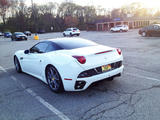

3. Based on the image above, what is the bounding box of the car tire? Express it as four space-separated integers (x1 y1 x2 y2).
70 33 73 37
46 65 64 93
14 56 22 73
77 34 80 36
142 32 147 37
63 33 66 37
120 29 123 32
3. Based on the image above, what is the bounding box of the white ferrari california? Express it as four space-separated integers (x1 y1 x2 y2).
14 38 124 92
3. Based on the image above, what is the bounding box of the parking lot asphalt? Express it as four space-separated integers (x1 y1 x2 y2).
0 29 160 120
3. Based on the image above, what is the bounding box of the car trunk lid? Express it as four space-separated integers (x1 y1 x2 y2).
60 45 120 70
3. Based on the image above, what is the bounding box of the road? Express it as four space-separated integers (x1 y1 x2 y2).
0 29 160 120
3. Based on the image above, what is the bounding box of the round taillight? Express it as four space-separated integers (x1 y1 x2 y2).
72 56 86 64
117 48 122 55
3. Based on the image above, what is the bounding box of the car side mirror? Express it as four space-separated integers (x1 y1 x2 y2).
24 50 29 54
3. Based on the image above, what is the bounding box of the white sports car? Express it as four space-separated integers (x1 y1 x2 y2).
14 38 124 92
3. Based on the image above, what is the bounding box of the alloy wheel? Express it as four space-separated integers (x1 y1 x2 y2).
46 66 62 92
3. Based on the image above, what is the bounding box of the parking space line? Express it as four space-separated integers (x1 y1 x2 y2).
0 66 70 120
26 88 70 120
0 66 7 73
4 67 14 70
125 72 160 82
26 89 70 120
10 76 26 88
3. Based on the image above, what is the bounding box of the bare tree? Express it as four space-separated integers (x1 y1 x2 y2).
0 0 11 24
9 0 18 17
39 2 58 15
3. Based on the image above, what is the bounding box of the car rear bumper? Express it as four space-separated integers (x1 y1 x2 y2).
72 32 80 35
76 65 124 91
5 36 11 38
64 65 124 91
16 37 27 40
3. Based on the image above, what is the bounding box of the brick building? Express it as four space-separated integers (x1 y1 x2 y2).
96 20 150 31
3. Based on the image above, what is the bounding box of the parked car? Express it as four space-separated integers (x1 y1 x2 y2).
37 29 45 34
4 32 12 38
139 24 160 37
11 32 27 41
63 28 80 37
14 38 123 93
24 31 31 36
0 32 3 36
110 25 129 32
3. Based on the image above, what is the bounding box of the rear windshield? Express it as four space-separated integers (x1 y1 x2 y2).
53 39 97 49
116 25 122 27
15 32 24 35
66 28 71 31
73 28 78 30
25 31 31 33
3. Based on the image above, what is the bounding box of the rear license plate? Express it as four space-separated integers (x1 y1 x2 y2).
102 64 111 72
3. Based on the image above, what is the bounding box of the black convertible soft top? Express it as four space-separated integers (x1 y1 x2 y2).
48 38 97 50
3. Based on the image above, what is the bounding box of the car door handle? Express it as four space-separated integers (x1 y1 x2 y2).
20 57 23 60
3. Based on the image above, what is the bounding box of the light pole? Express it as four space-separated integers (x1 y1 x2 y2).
31 0 37 33
31 0 33 9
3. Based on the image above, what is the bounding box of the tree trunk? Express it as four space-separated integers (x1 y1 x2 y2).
2 14 6 25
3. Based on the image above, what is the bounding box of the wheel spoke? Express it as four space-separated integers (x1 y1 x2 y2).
53 80 58 88
50 68 59 80
54 80 59 88
54 72 59 80
47 71 52 79
50 80 54 85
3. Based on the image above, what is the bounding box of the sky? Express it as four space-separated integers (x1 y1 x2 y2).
26 0 160 9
